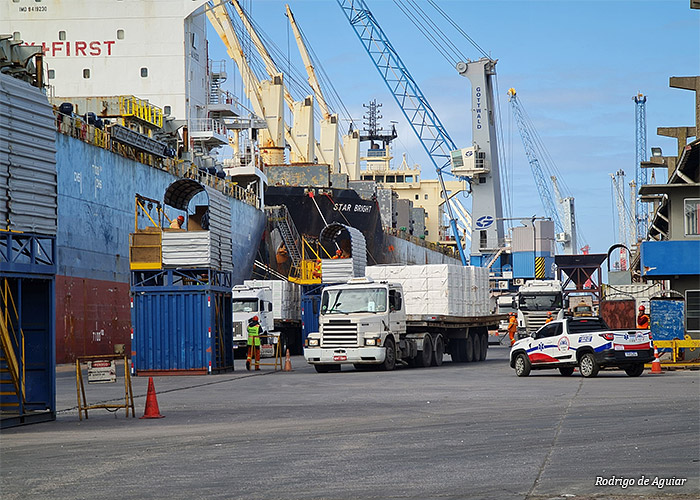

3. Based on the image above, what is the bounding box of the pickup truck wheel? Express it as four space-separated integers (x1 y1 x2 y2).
466 334 474 362
415 335 432 367
432 335 444 367
624 363 645 377
314 364 339 373
514 353 531 377
579 353 599 378
559 366 575 376
382 338 396 371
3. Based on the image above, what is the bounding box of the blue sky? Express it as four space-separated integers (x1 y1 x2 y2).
208 0 699 255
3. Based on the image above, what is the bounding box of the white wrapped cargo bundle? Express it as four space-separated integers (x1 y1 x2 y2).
162 231 214 268
365 264 489 317
243 279 301 320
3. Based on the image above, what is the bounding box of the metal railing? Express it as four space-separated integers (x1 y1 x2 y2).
54 109 261 210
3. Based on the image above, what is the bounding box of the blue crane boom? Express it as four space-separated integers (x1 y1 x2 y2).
336 0 468 265
507 89 565 238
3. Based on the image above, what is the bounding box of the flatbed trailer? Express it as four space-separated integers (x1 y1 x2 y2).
304 278 506 371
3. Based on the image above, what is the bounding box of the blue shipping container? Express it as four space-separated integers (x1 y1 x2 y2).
132 288 233 375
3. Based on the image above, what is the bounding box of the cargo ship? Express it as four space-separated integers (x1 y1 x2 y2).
1 0 267 364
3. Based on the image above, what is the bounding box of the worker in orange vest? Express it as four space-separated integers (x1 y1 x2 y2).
507 313 518 345
637 305 650 329
545 311 554 324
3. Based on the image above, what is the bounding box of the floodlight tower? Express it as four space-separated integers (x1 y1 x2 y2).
633 93 648 240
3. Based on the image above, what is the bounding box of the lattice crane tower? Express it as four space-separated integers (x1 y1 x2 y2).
633 93 648 240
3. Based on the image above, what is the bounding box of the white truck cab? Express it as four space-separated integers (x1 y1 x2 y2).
516 280 564 335
304 278 408 372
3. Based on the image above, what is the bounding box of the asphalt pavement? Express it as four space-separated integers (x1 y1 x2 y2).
1 346 698 500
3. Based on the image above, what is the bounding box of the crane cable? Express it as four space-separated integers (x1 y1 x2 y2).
392 0 462 67
426 0 490 60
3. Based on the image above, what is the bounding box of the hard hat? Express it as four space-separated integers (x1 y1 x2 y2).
547 311 552 316
177 215 185 222
639 305 645 311
252 316 259 322
336 249 342 255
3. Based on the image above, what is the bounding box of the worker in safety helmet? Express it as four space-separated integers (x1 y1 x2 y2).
246 316 262 371
637 305 650 329
545 311 554 324
507 312 518 346
170 215 185 229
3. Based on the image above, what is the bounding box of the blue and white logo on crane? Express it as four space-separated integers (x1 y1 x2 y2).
475 215 494 229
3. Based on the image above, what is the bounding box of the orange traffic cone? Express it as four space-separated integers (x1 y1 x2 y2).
284 348 292 372
140 377 165 419
650 347 663 375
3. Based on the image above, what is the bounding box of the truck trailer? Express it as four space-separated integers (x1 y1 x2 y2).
303 265 504 372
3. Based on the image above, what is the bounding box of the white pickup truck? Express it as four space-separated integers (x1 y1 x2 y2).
509 317 653 378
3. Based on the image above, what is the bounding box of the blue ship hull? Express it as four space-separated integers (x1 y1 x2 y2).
54 134 265 363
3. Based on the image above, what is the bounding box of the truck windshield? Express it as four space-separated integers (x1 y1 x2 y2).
232 299 258 313
321 288 387 315
519 293 562 311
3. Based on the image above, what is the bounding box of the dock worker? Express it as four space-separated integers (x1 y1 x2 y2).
507 313 518 345
332 249 342 259
170 215 184 229
246 316 262 371
637 305 650 329
545 311 553 324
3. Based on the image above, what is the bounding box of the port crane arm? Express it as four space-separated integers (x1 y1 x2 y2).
286 4 331 120
507 89 564 236
231 0 296 109
336 0 468 265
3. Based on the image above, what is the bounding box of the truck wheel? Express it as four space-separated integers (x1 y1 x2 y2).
514 353 531 377
473 334 482 362
466 334 474 362
314 364 339 373
432 335 444 367
624 363 644 377
382 338 396 371
480 332 488 361
450 338 465 363
415 335 432 367
558 366 575 376
579 353 599 378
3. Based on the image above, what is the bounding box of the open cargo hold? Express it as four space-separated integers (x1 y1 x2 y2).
130 269 233 375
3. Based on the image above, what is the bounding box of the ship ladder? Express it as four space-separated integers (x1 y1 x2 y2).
268 206 303 267
0 279 26 417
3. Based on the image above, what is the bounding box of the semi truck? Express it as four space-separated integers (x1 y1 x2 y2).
232 280 302 355
303 265 504 372
516 279 564 335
